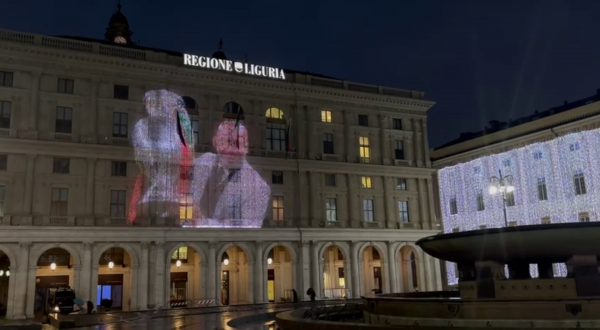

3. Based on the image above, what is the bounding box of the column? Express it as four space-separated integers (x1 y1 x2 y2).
137 242 149 310
418 249 427 291
421 119 431 167
28 71 41 135
207 243 216 304
383 177 395 229
306 107 316 159
308 172 320 227
10 243 31 319
254 242 265 304
343 111 353 162
85 159 96 224
298 171 310 227
413 119 424 167
396 246 404 292
379 114 390 165
153 242 166 308
347 174 359 228
22 155 36 224
295 105 307 158
418 179 429 229
350 242 361 299
78 242 93 303
297 241 310 300
433 256 443 290
310 241 320 298
386 243 397 293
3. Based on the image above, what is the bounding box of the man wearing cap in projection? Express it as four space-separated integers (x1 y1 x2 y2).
193 119 270 228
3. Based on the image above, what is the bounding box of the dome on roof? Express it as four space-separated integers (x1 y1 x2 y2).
105 3 133 45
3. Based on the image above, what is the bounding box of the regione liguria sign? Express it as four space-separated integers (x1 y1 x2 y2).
183 54 286 80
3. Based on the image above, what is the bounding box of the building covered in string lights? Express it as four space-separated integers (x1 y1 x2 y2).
432 90 600 285
0 4 443 319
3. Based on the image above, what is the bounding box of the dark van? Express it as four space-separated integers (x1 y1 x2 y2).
47 288 75 315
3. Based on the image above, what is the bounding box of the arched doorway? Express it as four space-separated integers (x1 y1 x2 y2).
265 245 294 302
322 245 347 299
0 250 10 318
169 245 202 307
220 246 250 305
34 248 75 317
361 246 383 295
398 246 420 292
97 247 134 311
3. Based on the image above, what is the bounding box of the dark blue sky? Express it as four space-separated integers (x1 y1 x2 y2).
1 0 599 147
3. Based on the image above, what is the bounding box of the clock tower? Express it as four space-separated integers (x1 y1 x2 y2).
105 1 133 45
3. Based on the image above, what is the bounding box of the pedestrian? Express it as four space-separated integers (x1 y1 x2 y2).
292 289 298 303
86 300 94 314
306 288 316 302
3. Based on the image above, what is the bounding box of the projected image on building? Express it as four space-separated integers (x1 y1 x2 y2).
129 89 269 227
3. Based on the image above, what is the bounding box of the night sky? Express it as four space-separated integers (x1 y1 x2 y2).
1 0 599 147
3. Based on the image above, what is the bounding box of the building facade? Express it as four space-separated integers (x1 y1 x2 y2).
432 91 600 284
0 20 441 319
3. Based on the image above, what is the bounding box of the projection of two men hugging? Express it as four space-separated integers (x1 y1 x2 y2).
130 89 270 228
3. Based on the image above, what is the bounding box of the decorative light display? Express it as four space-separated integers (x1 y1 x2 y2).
439 129 597 284
130 90 270 228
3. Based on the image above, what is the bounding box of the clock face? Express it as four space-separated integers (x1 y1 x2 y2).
114 36 127 44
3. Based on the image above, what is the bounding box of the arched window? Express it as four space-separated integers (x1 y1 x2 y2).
223 101 244 119
265 107 287 152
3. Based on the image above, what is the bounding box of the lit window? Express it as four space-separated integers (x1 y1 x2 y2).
266 107 285 120
574 171 587 195
396 178 407 190
398 200 409 223
110 190 126 218
113 85 129 100
179 193 193 223
112 112 128 138
326 198 337 222
266 108 287 152
579 212 590 223
359 136 370 163
57 78 74 94
0 71 13 87
449 197 458 215
476 190 485 211
111 161 127 177
537 177 548 201
171 246 188 262
272 195 284 222
325 174 336 187
50 187 68 216
0 101 11 129
362 199 374 222
321 110 332 123
55 106 72 134
361 176 373 189
272 171 284 184
392 118 402 130
323 133 334 154
53 158 70 174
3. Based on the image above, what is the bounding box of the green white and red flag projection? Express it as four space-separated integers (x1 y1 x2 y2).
129 89 270 227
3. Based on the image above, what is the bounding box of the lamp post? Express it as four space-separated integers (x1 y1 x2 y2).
489 169 515 227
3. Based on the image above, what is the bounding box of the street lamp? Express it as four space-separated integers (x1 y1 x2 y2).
489 169 515 227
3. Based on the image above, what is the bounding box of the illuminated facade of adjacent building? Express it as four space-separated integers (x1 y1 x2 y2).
0 6 442 319
432 91 600 285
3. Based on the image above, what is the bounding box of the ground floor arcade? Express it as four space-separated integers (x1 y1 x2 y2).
0 227 442 319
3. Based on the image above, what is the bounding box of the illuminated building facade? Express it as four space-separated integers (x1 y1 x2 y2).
432 91 600 285
0 6 441 319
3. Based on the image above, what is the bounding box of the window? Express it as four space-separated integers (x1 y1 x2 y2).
171 246 188 262
541 216 551 224
111 161 127 177
50 188 68 216
325 174 336 187
393 118 402 130
110 190 126 218
266 107 285 120
53 158 70 174
0 185 5 217
449 197 458 215
502 159 511 167
574 171 587 195
0 154 6 171
476 190 485 211
323 133 334 154
272 171 283 184
224 101 244 119
57 78 74 94
579 212 590 223
179 193 193 223
358 114 369 126
361 176 373 189
362 199 374 222
0 71 13 87
505 191 515 206
113 85 129 100
321 110 332 123
396 178 407 190
266 126 287 151
55 106 72 134
359 136 370 163
394 140 405 160
191 119 199 144
0 101 11 129
398 200 409 223
112 112 128 138
537 177 548 201
272 195 284 222
533 151 542 160
569 142 580 151
325 198 337 222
